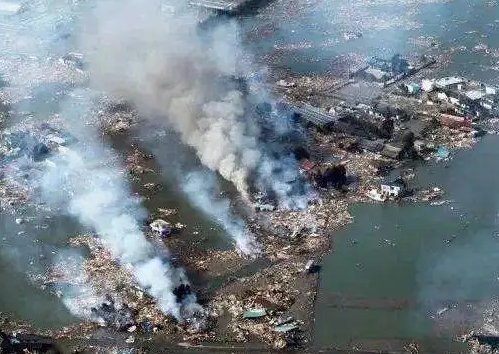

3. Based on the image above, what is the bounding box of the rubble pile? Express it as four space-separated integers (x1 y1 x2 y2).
259 199 350 260
461 333 499 354
208 261 309 349
69 236 172 326
39 235 189 339
99 102 138 135
183 249 247 277
0 179 30 209
312 133 387 200
125 149 154 178
468 340 499 354
274 74 347 102
425 125 477 150
0 58 87 106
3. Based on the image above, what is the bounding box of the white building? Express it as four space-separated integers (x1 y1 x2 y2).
380 178 407 198
381 184 402 198
437 92 448 101
465 90 486 101
486 86 497 95
435 76 466 89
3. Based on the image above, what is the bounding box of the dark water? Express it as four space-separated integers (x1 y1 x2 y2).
0 210 81 328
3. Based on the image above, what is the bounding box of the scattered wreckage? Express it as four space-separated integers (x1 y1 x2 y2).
0 331 61 354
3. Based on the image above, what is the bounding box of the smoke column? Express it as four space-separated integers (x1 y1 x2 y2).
38 92 197 320
182 171 260 256
141 129 262 257
0 0 200 321
78 0 309 209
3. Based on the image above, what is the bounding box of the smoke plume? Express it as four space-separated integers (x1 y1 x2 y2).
40 115 198 320
182 171 260 256
78 0 309 209
0 0 200 321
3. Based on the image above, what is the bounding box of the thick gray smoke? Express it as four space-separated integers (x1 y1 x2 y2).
182 171 260 256
78 0 308 210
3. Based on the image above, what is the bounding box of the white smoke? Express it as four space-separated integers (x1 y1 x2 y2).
51 252 107 320
41 138 196 320
78 0 309 208
0 0 200 321
182 171 260 256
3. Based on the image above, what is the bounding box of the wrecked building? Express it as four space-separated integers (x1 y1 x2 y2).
381 177 408 198
291 103 337 133
90 296 136 331
381 144 403 160
298 158 347 189
359 54 411 83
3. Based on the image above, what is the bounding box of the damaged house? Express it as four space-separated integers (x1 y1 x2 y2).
380 177 408 198
358 54 411 83
291 103 337 133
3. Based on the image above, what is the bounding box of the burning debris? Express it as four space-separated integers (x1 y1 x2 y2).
46 235 208 335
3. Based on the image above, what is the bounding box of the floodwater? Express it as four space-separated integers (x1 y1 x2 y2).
0 0 498 350
313 136 499 351
0 212 80 329
238 0 499 349
241 0 499 84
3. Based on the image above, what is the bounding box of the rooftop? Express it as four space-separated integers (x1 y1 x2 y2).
292 103 337 128
188 0 248 12
435 76 466 88
364 68 389 81
465 90 486 101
